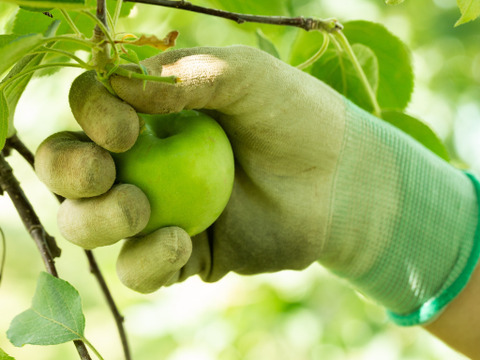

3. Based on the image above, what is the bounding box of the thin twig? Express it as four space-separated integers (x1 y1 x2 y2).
86 250 131 360
0 153 92 360
7 135 131 360
124 0 343 32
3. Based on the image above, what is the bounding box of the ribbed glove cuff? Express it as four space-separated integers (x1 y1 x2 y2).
319 100 480 326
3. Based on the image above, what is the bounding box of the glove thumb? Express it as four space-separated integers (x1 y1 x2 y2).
110 45 277 115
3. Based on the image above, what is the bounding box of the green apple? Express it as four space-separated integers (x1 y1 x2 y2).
111 110 235 236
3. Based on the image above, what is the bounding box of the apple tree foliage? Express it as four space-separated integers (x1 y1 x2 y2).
0 0 479 358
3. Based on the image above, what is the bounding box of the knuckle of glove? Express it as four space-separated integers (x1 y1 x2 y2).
35 131 116 199
57 184 151 249
116 226 192 293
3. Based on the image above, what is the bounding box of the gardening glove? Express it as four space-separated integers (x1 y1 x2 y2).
34 45 480 326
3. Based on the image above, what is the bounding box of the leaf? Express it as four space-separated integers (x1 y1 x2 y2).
455 0 480 25
20 5 53 12
312 44 379 113
0 33 44 76
122 44 161 62
382 111 450 161
206 0 292 17
342 20 414 112
0 92 9 150
7 272 86 346
118 31 179 51
1 20 59 138
2 0 86 10
0 348 15 360
385 0 405 4
9 8 94 71
256 29 280 59
120 47 141 64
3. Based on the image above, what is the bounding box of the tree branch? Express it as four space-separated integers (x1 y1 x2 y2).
123 0 343 32
6 135 131 360
0 152 92 360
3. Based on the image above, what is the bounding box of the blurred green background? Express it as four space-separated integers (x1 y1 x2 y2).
0 0 479 359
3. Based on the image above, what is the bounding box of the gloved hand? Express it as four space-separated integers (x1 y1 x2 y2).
34 45 480 326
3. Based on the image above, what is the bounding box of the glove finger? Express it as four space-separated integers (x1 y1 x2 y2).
35 131 116 199
58 184 151 249
116 226 192 293
110 45 279 115
164 230 213 286
69 71 140 153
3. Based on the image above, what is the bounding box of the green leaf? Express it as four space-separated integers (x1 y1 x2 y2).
342 20 414 111
0 348 15 360
0 33 44 76
205 0 292 16
122 44 160 62
256 29 281 59
382 111 450 161
311 43 379 113
0 92 9 150
20 5 53 12
385 0 405 4
455 0 480 25
7 272 86 346
1 20 59 138
2 0 86 10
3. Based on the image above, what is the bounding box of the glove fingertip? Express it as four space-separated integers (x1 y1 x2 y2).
69 71 139 153
116 226 192 293
35 131 116 199
58 184 151 249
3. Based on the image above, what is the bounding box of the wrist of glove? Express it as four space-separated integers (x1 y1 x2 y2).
34 45 480 326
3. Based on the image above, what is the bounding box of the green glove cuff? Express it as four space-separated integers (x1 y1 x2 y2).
319 99 479 327
387 172 480 326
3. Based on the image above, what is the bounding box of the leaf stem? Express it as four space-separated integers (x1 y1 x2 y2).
296 32 330 70
60 10 83 37
48 35 98 49
0 63 87 92
32 47 89 68
332 31 382 117
113 0 124 28
81 336 105 360
113 66 177 83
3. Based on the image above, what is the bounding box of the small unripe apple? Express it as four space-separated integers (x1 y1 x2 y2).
111 110 235 236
